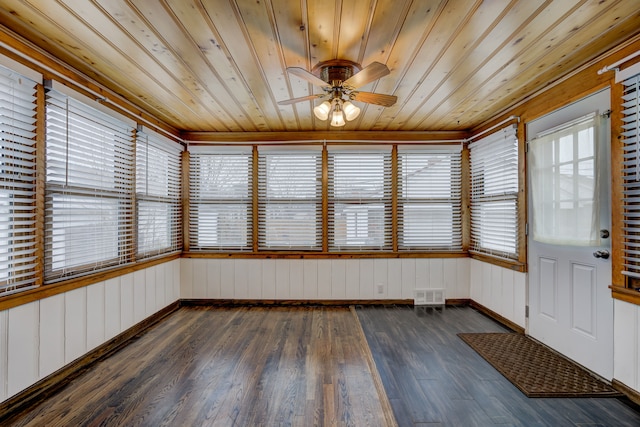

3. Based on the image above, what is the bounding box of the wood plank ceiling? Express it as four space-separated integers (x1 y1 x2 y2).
0 0 639 135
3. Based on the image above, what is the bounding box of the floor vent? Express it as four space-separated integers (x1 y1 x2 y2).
414 288 445 305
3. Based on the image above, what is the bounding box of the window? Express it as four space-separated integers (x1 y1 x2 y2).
398 146 462 250
529 114 599 246
469 125 519 259
258 147 321 250
189 147 252 250
136 129 183 258
0 65 38 295
328 147 392 250
621 73 640 284
45 87 135 281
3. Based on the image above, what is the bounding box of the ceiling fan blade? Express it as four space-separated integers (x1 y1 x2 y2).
353 91 397 107
343 62 390 89
286 67 331 89
277 94 325 105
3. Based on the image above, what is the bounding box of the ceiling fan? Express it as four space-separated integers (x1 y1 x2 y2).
278 59 397 127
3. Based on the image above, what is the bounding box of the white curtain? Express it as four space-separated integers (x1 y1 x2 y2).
529 114 600 246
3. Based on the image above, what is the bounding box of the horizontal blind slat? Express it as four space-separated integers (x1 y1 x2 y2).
328 151 392 251
189 151 253 251
469 125 519 259
0 64 38 295
258 150 321 250
398 149 462 250
45 89 135 282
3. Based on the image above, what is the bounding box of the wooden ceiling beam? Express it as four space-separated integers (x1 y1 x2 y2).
182 130 468 143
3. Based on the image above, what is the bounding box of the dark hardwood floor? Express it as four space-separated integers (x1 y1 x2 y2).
356 305 640 427
5 306 394 426
5 304 640 426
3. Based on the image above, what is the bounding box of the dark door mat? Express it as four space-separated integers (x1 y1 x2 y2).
458 332 622 398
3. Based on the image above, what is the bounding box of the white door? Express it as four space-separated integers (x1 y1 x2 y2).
527 89 613 379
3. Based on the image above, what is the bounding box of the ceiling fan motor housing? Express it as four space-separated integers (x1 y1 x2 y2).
312 59 362 86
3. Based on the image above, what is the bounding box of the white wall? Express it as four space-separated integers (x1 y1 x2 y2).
0 259 180 403
180 258 470 301
469 259 527 328
614 299 640 395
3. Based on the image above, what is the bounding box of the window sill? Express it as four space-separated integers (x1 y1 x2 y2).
0 254 180 312
611 285 640 306
469 252 526 273
181 251 468 259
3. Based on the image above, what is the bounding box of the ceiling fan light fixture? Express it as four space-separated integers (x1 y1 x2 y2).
313 101 331 120
342 101 360 121
330 104 346 127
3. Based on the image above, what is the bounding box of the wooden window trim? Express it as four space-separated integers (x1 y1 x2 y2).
0 253 180 311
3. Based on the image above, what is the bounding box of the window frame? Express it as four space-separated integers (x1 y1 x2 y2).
44 85 136 283
135 128 183 259
0 64 40 295
397 145 463 251
257 146 322 251
188 146 254 251
327 146 393 251
469 125 520 261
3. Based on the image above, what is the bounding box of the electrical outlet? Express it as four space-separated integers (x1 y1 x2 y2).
377 283 384 294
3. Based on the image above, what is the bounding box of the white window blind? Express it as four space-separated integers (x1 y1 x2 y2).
328 147 392 251
398 146 462 250
622 73 640 280
469 125 519 259
45 89 135 282
189 147 252 250
136 129 183 258
0 66 38 295
258 147 321 250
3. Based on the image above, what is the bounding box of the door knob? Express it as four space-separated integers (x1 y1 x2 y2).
593 249 610 259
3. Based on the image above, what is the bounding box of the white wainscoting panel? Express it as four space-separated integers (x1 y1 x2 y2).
133 270 146 324
248 260 263 299
303 260 318 299
235 259 250 299
387 259 402 298
0 309 7 402
276 259 291 299
614 299 640 395
180 258 470 301
145 268 156 317
65 287 87 364
469 259 526 328
345 261 360 300
86 282 106 352
0 259 180 404
105 277 121 341
262 259 276 299
7 302 38 397
120 273 134 331
359 259 374 299
39 294 65 379
331 259 347 299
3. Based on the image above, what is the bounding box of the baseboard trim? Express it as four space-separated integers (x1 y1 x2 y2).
180 298 415 307
612 379 640 408
0 300 181 423
468 300 525 334
445 298 470 306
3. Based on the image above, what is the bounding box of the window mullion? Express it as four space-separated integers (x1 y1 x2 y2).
391 145 398 252
322 146 328 252
252 145 259 252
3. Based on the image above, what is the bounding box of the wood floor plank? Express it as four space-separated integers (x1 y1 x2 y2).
5 306 393 426
356 305 640 427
